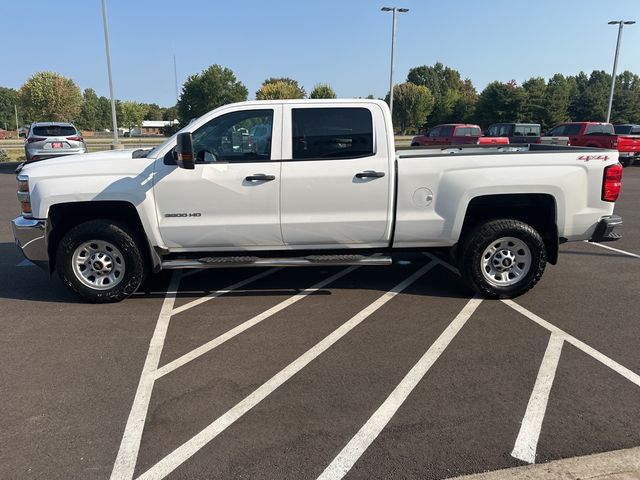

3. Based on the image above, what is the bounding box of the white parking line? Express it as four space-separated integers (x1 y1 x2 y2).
503 300 640 388
154 266 359 379
511 333 564 464
135 261 438 480
317 295 483 480
111 268 282 480
172 268 280 316
110 272 181 480
586 241 640 259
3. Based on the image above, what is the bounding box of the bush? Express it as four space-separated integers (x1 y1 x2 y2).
0 149 9 162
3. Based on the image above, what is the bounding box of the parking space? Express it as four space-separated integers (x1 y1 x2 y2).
1 164 639 479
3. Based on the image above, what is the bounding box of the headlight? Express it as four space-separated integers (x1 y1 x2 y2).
16 174 32 217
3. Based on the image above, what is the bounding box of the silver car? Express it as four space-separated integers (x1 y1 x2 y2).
25 122 86 162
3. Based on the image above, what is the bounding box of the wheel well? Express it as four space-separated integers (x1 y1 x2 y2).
47 201 154 273
459 194 558 264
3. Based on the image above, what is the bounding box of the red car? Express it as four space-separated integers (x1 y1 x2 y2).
546 122 640 166
411 124 508 147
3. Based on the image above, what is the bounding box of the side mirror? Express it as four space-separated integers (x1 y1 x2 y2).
175 132 195 169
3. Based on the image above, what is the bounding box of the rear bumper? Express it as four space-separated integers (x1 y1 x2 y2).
25 148 86 162
590 215 623 242
11 216 48 269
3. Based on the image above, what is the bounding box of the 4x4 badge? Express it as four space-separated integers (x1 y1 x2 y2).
577 155 609 162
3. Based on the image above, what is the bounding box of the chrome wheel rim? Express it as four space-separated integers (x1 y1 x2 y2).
481 236 531 287
72 240 125 290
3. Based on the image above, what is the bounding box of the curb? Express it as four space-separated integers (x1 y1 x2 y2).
448 447 640 480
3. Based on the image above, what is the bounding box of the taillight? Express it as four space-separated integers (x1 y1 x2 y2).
602 163 622 202
66 136 83 142
16 174 32 217
26 136 46 143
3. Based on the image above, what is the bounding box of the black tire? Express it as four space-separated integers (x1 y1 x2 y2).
459 219 546 299
411 143 420 147
56 220 146 303
620 158 634 167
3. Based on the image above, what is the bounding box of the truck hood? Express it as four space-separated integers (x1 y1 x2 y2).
20 149 156 179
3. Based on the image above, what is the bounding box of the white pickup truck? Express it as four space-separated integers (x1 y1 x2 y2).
12 100 623 302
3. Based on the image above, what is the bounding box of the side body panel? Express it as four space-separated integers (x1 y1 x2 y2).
392 149 619 248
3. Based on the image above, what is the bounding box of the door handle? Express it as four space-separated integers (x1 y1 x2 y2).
245 174 275 182
355 171 385 179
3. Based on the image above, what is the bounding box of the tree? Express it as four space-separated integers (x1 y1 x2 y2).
309 83 337 99
474 80 525 127
568 71 610 122
542 74 575 128
143 103 164 121
97 95 114 131
257 77 305 99
177 65 248 124
19 71 82 123
386 82 434 134
611 70 640 124
520 77 547 124
407 62 476 125
117 101 147 133
162 105 179 121
256 78 305 100
75 88 102 131
0 87 19 131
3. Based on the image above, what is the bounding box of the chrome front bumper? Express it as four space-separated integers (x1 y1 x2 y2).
11 216 48 268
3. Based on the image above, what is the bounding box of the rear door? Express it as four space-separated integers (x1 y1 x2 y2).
280 104 392 247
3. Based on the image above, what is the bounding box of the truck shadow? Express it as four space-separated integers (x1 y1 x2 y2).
0 245 472 303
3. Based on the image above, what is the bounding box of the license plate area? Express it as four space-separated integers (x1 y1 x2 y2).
51 142 63 149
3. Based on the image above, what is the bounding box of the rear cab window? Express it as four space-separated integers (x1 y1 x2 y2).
585 124 615 135
291 107 374 160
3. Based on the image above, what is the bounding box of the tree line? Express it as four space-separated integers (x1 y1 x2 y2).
1 63 639 136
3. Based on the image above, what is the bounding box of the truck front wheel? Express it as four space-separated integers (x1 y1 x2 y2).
56 220 146 303
459 219 546 299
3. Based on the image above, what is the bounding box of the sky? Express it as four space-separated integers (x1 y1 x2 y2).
2 0 640 107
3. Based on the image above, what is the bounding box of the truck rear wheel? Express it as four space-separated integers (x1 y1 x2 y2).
56 220 145 303
459 219 546 299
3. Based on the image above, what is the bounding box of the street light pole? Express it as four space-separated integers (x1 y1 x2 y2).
381 7 409 122
173 54 179 103
101 0 121 148
606 20 635 123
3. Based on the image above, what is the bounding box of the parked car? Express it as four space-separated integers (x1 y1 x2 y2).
546 122 640 166
24 122 86 163
411 124 508 147
13 99 622 303
485 123 541 144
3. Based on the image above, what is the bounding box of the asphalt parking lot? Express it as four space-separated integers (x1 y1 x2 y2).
1 163 639 480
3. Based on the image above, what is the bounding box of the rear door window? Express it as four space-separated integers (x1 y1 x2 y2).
292 107 374 160
439 126 454 137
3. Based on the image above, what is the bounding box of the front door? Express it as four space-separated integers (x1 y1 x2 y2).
280 104 392 247
154 106 283 249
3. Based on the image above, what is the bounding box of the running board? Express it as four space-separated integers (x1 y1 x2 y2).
161 254 393 269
